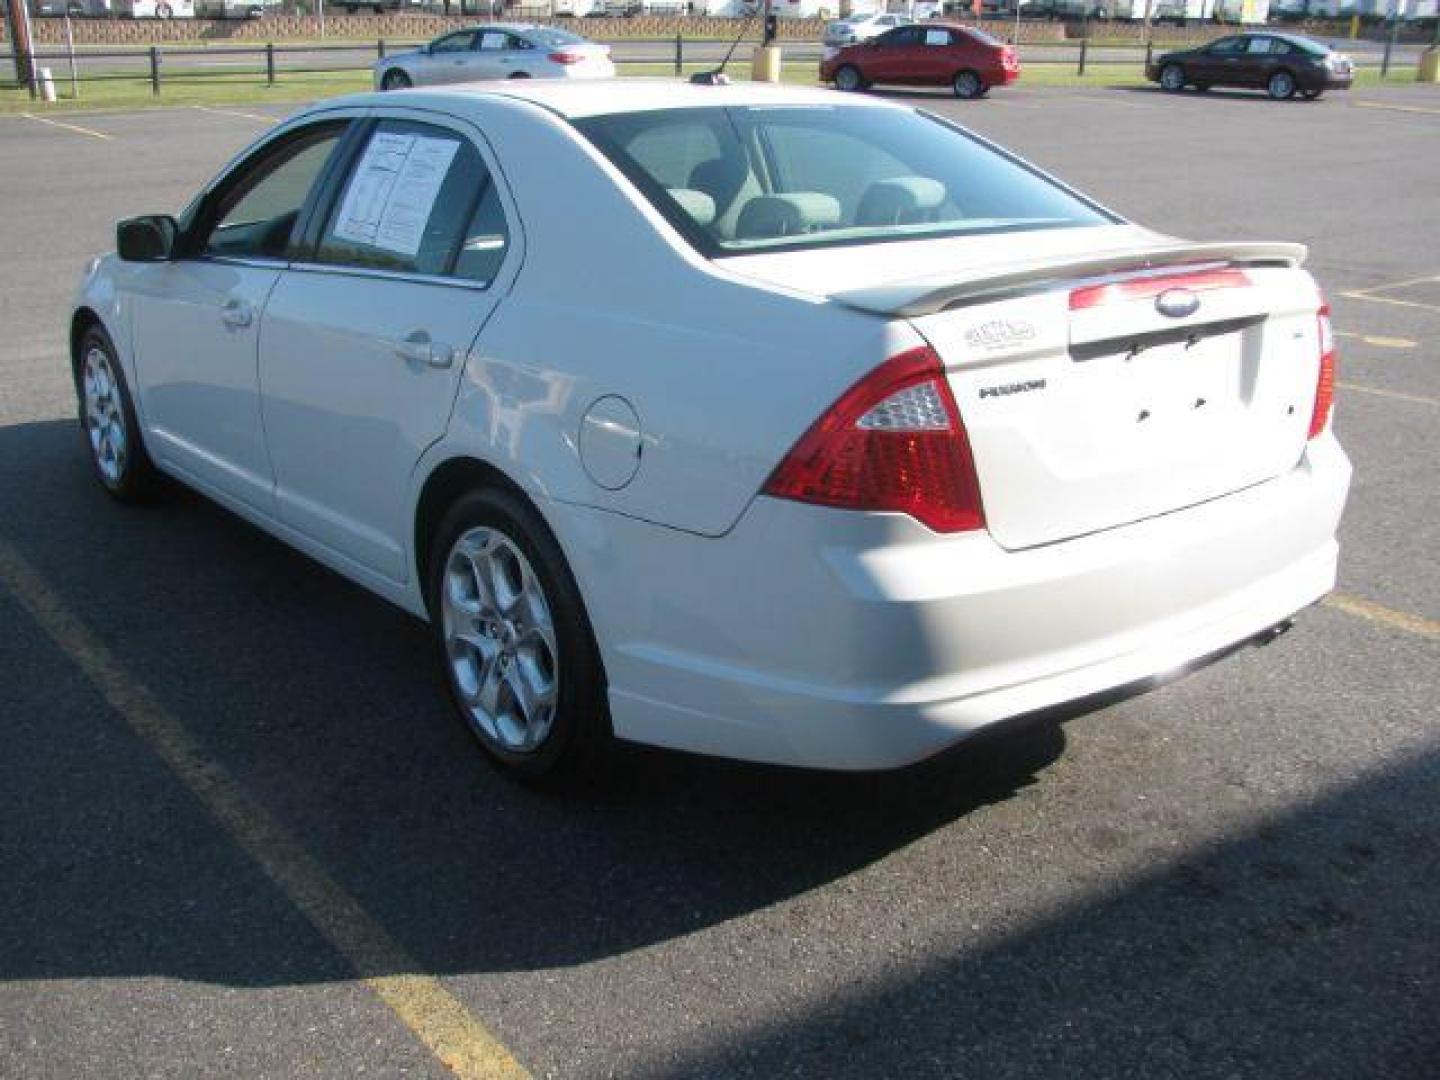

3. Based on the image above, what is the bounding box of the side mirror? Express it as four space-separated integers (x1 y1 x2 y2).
116 215 178 263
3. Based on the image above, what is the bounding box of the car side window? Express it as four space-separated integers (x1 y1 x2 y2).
1246 37 1274 55
479 31 508 51
431 32 475 54
887 26 925 46
313 121 509 284
200 122 346 261
1208 37 1245 55
1271 40 1293 55
507 34 534 50
923 29 949 46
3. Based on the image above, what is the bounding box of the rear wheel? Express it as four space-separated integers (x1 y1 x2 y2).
74 325 159 503
1267 69 1296 100
952 69 985 99
1160 63 1186 92
428 488 610 785
833 64 865 92
380 68 411 90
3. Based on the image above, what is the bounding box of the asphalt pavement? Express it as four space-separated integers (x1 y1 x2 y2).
0 81 1437 1079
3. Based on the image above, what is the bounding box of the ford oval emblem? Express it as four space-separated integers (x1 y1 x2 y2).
1156 288 1200 319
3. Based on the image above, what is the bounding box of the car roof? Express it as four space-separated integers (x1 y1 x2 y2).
340 77 897 121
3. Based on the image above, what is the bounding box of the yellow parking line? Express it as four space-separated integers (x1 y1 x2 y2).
191 104 280 124
1334 330 1416 349
1353 100 1440 117
1324 592 1440 640
19 111 111 140
1339 291 1440 315
0 537 529 1080
1337 381 1440 408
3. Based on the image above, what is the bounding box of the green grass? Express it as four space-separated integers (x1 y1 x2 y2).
3 61 1421 113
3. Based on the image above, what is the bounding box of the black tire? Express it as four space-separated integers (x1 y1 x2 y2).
427 487 611 785
1300 87 1323 100
952 68 985 99
1159 62 1186 92
380 68 411 90
833 64 865 92
1195 81 1211 91
1267 69 1297 100
73 324 160 503
507 71 532 79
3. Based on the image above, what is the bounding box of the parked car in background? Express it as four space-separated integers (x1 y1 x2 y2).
822 23 1019 98
1148 32 1353 100
75 79 1348 782
823 11 912 47
375 25 614 90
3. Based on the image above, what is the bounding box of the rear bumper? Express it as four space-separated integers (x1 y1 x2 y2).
558 434 1351 771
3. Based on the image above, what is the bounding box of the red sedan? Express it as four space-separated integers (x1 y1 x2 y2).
821 23 1020 99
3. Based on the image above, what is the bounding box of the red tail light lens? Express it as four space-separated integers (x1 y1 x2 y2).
549 51 586 65
1309 303 1336 439
763 346 985 533
1069 267 1250 311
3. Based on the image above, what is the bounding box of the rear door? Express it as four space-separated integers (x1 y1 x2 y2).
1198 35 1248 87
1242 35 1280 88
258 112 520 582
913 265 1325 550
867 25 926 83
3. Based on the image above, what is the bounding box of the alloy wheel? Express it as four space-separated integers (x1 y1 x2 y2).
82 345 128 487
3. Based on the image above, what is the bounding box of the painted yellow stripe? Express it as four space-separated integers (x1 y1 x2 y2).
1333 330 1416 349
1324 592 1440 640
1353 100 1440 117
1338 291 1440 315
1338 380 1440 408
192 104 280 124
19 111 111 140
0 537 529 1080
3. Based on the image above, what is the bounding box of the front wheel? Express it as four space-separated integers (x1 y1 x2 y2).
428 488 611 785
1159 63 1186 92
1267 70 1296 100
380 68 411 90
952 69 985 99
75 325 159 502
833 64 865 92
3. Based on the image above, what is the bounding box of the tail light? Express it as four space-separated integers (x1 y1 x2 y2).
1309 302 1336 439
549 51 586 65
763 346 985 533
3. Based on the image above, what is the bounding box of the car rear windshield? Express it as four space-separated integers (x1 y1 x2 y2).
1292 37 1329 57
574 105 1113 256
529 28 585 48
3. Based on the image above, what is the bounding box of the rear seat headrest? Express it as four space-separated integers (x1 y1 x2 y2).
667 188 718 229
856 176 948 227
735 193 842 241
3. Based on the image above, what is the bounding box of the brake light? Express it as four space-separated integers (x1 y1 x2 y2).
1069 267 1250 310
549 51 586 64
763 346 985 533
1309 302 1336 439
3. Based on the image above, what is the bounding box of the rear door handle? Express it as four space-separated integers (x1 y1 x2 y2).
395 331 454 370
220 299 253 328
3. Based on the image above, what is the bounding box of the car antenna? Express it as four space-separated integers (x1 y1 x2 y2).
690 7 761 85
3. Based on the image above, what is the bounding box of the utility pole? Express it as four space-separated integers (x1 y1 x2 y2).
6 0 40 99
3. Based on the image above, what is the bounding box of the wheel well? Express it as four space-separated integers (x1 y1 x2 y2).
413 457 528 596
70 307 102 380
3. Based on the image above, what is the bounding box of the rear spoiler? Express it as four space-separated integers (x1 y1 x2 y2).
830 241 1308 318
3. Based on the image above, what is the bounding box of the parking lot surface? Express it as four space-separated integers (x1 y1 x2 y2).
1 83 1437 1079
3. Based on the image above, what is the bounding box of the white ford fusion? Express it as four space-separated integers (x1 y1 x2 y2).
72 79 1349 782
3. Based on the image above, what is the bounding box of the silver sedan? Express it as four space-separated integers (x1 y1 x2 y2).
374 24 614 91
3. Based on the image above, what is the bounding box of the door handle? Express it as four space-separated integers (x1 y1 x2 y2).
395 331 454 370
220 299 253 328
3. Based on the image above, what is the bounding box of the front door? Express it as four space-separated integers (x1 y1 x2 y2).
128 120 350 512
258 114 518 584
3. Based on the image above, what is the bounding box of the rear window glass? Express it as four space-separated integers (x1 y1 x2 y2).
529 28 584 48
575 105 1112 257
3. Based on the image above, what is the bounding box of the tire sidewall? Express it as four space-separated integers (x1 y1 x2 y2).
382 69 410 90
1268 71 1295 99
1161 63 1185 91
426 487 609 783
953 70 983 99
76 325 155 501
835 64 862 92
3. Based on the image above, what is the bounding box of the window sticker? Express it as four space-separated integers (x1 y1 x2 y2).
332 132 461 257
924 29 948 46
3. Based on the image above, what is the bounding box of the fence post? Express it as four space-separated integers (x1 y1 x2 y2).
674 33 682 76
266 41 276 87
1144 40 1153 72
378 38 387 60
1078 35 1088 76
149 46 161 97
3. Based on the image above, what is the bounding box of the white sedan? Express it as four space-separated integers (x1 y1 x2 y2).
374 24 613 91
72 80 1349 782
823 11 911 47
